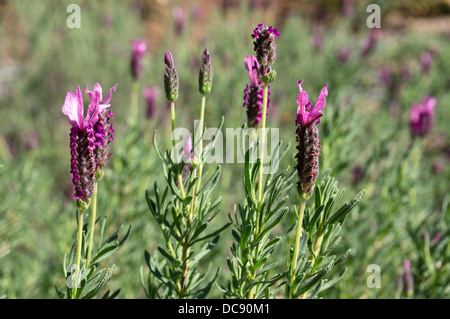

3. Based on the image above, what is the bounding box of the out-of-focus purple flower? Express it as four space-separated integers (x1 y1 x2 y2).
362 29 381 57
410 96 436 138
295 81 328 199
432 160 445 174
243 55 270 128
341 0 354 18
336 47 351 65
402 65 411 81
432 231 443 244
379 67 392 86
143 86 160 119
312 25 323 52
102 14 114 28
352 166 364 185
403 260 414 296
24 131 39 151
420 51 432 74
192 3 204 21
130 39 147 81
172 7 185 36
249 0 264 10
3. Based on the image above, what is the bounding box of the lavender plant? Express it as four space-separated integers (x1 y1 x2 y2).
57 84 131 299
220 23 294 299
221 24 366 299
141 50 230 299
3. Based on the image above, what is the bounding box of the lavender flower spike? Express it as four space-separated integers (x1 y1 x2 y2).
62 86 105 207
252 23 279 83
130 39 147 81
295 80 328 199
164 51 179 102
243 55 270 128
198 49 213 95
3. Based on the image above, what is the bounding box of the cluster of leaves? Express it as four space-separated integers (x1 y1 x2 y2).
402 196 450 298
219 140 295 298
285 171 365 299
141 120 231 299
56 213 131 299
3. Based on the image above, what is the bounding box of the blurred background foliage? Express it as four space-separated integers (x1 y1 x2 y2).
0 0 449 298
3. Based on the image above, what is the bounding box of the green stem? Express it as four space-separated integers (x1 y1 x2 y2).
248 287 254 299
194 95 206 195
130 81 139 126
248 83 269 300
289 199 306 298
170 101 176 146
256 83 269 232
73 209 84 299
170 101 186 199
86 182 98 268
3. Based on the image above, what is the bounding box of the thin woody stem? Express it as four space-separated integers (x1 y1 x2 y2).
170 101 186 199
86 182 98 268
73 209 84 299
289 199 306 298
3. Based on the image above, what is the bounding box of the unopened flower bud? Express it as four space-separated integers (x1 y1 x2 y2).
164 51 179 102
198 49 213 95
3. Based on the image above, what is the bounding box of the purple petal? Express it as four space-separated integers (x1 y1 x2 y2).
244 55 259 87
309 84 328 121
62 86 84 129
296 80 310 125
102 83 117 105
85 91 101 126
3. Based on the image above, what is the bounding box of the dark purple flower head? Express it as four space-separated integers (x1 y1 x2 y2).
164 51 179 102
130 39 147 80
243 55 270 128
252 23 279 83
295 81 328 199
410 96 436 138
143 86 160 119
